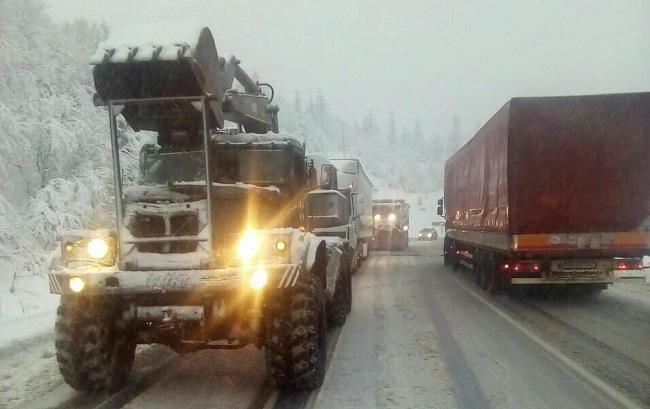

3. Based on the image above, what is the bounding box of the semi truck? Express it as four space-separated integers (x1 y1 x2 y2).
48 26 348 392
373 199 410 250
438 92 650 293
330 159 374 263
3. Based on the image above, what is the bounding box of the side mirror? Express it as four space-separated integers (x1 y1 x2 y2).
320 164 336 190
436 198 444 216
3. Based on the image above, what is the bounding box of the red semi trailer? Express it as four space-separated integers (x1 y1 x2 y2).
438 92 650 293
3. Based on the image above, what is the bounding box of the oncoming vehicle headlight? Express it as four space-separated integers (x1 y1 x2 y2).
276 240 287 251
237 230 261 262
402 225 409 231
374 214 381 221
388 213 396 222
87 238 109 259
427 233 432 238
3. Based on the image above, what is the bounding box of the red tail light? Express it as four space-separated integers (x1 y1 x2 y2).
500 261 543 276
615 259 644 270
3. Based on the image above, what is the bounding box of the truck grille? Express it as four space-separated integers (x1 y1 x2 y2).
136 242 197 253
170 214 199 236
129 212 200 254
130 214 165 237
129 213 199 237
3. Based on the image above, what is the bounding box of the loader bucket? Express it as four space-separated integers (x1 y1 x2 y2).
92 26 226 132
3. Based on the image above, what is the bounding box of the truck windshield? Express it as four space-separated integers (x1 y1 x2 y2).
308 195 340 218
140 150 206 184
214 149 286 185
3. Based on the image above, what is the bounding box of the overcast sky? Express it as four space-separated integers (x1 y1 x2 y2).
44 0 650 136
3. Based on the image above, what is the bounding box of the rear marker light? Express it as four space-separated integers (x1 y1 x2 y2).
614 260 644 270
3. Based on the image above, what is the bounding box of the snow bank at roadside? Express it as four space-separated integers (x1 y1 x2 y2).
0 272 58 349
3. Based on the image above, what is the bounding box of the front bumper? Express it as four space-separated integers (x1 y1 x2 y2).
49 263 301 296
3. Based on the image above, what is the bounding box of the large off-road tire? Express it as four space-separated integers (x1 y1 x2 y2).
55 296 136 393
265 273 327 390
328 261 352 327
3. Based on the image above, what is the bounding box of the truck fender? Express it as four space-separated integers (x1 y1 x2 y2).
305 238 328 284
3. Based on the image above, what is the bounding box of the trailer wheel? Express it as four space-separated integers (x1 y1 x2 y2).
473 249 483 286
484 252 503 294
55 295 135 393
266 273 327 390
476 250 487 288
443 238 452 266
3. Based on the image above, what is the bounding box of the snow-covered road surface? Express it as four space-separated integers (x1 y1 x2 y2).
315 241 650 409
4 240 650 409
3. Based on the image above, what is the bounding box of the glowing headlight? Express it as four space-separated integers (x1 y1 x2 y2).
427 233 432 238
69 277 85 293
388 213 396 222
249 268 268 289
402 225 409 231
87 238 109 259
237 230 261 262
276 240 287 251
374 214 381 221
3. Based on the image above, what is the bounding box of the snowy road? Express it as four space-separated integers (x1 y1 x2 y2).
4 240 650 409
314 241 650 409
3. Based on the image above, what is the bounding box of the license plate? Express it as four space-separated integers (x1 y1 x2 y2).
561 261 597 270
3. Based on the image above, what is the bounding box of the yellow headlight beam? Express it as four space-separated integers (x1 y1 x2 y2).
237 230 261 262
388 213 396 222
69 276 85 293
374 214 381 221
249 268 268 290
87 238 109 259
276 240 287 251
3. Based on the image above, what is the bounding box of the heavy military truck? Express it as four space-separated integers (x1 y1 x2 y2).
48 26 346 392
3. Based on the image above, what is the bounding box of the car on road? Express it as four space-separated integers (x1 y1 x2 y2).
417 228 437 241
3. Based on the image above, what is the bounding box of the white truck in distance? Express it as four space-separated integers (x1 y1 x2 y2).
329 159 373 265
